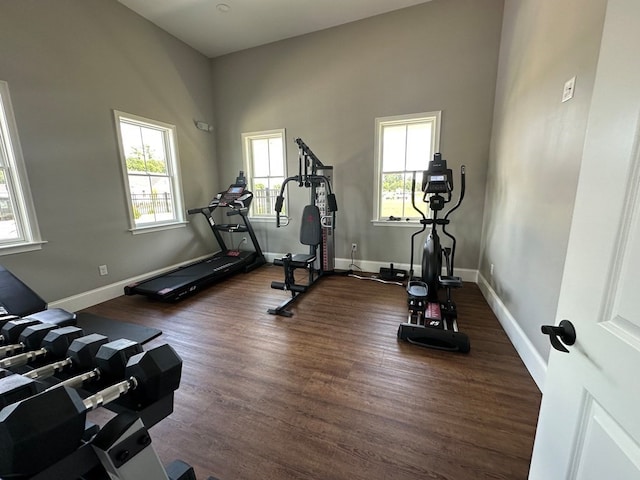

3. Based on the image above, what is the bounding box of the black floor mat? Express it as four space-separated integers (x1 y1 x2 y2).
75 312 162 345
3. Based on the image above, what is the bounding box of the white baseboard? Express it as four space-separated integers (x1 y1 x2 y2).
476 273 546 391
48 254 214 312
265 252 478 283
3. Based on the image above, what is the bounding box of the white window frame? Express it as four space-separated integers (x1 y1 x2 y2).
372 111 441 226
242 128 287 221
0 81 43 255
113 111 186 234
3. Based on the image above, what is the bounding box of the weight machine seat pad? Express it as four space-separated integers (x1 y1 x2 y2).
290 253 316 264
300 205 322 247
273 254 316 267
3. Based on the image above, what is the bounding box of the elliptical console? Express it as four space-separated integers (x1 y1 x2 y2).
397 153 470 353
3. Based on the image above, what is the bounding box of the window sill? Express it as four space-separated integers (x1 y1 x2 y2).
0 240 47 256
129 221 188 235
371 219 423 227
247 216 278 223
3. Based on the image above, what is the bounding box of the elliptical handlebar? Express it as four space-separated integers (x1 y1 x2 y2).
441 164 465 276
410 172 427 223
443 165 466 221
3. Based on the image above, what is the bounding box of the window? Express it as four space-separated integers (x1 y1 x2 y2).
0 81 42 254
373 111 441 224
242 129 286 218
114 111 185 232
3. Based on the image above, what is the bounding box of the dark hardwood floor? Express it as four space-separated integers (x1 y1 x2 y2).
82 264 541 480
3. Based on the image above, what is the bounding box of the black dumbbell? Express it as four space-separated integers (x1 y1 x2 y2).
0 336 141 411
0 326 84 370
0 323 69 358
25 337 141 389
0 329 90 407
0 314 20 330
0 343 182 477
0 336 140 409
0 374 44 409
0 318 42 345
0 309 76 347
21 333 111 381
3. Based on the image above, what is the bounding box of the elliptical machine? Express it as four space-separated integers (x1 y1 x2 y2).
397 153 470 353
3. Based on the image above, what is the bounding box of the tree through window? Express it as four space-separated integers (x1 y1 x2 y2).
114 111 185 231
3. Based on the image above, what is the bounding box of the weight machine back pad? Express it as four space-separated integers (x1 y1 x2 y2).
0 266 47 317
299 205 322 247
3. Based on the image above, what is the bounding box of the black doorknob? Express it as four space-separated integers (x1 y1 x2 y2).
541 320 576 353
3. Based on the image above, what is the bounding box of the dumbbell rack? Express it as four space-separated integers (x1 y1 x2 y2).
24 393 177 480
0 335 201 480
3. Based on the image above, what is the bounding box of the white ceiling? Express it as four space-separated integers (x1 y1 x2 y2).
118 0 432 58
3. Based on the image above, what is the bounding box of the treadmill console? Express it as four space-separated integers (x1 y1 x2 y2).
219 185 245 206
212 184 253 209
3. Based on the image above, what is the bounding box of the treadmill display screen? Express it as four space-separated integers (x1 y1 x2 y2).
227 186 244 194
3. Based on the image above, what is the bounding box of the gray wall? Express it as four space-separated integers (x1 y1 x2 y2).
0 0 218 302
0 0 607 373
211 0 504 267
480 0 607 361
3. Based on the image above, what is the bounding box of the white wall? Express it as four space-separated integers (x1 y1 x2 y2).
479 0 608 386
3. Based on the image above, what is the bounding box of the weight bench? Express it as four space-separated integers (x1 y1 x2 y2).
0 265 160 344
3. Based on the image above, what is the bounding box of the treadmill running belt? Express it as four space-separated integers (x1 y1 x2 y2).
130 252 254 299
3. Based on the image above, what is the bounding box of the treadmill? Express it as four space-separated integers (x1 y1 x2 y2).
124 172 266 301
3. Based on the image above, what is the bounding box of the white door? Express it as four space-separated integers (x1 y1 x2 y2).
528 0 640 478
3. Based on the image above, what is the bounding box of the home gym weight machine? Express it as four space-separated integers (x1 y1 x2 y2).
397 153 470 353
268 138 338 317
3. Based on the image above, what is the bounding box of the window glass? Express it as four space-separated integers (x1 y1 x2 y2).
0 81 42 253
114 111 185 231
374 112 441 222
242 129 287 218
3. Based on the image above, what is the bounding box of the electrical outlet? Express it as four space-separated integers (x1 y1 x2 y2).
490 263 494 276
351 243 357 252
241 237 247 244
99 265 108 276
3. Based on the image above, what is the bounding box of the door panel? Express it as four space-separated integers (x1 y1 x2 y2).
572 398 640 480
529 0 640 478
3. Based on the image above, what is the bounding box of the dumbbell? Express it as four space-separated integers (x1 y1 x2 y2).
25 336 141 389
0 317 41 344
0 336 139 410
21 333 111 382
0 326 84 370
0 343 182 477
0 374 45 409
0 309 78 355
0 322 71 358
0 314 20 329
0 309 76 343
